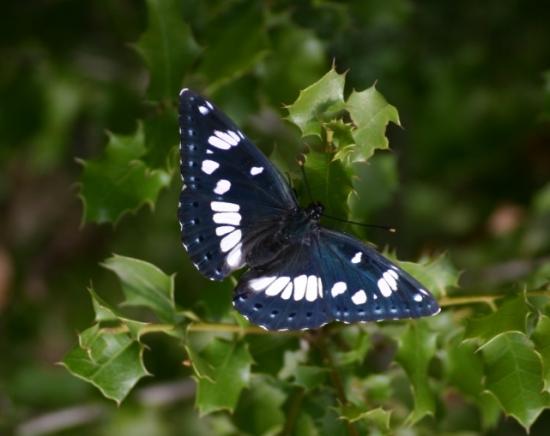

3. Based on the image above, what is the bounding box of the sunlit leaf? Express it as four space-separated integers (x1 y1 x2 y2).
134 0 201 100
192 339 254 415
395 253 459 298
395 320 437 424
287 67 346 138
463 294 532 343
79 123 171 224
532 314 550 392
102 255 177 323
62 326 150 404
480 331 550 431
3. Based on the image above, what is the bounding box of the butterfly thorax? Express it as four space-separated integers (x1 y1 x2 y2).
244 202 324 268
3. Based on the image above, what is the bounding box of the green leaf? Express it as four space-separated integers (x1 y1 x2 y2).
88 287 158 340
79 123 171 224
303 151 352 217
62 326 150 404
464 294 532 343
292 366 329 390
198 2 268 91
396 253 459 298
348 154 398 220
444 336 484 397
338 405 391 432
134 0 201 100
143 109 179 170
287 67 346 138
480 332 550 431
532 314 550 392
102 255 177 323
192 339 254 415
234 376 286 435
343 85 400 162
395 321 437 424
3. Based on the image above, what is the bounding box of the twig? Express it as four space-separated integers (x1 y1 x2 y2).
314 332 360 436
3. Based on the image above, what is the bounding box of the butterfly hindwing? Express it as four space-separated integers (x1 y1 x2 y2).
178 89 297 280
233 229 440 331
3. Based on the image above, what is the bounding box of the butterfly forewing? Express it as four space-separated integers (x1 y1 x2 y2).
178 89 297 280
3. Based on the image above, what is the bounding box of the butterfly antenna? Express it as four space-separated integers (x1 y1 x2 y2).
322 213 396 233
298 158 314 203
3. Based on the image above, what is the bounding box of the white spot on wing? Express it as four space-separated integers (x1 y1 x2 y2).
201 160 219 174
250 166 264 176
208 135 231 150
281 282 293 300
293 275 308 301
414 294 423 302
211 201 240 212
227 130 240 143
378 278 392 297
179 88 189 96
331 282 347 297
198 105 209 115
317 277 323 298
214 179 231 195
265 277 290 297
226 243 243 268
220 230 242 252
383 270 398 291
206 101 213 110
215 130 239 146
213 212 241 225
351 290 367 305
206 149 214 154
351 252 362 264
388 269 399 280
215 225 235 236
249 276 276 291
306 275 318 302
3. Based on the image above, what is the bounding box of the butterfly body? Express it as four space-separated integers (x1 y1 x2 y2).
178 89 440 331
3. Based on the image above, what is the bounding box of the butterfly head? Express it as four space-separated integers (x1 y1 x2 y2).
305 202 324 222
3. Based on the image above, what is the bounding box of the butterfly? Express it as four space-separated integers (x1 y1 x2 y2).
178 88 440 331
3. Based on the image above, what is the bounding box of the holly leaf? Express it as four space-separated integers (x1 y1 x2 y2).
444 336 484 397
292 366 329 390
79 123 171 224
62 326 150 404
287 67 346 138
464 294 532 343
395 320 438 424
532 314 550 392
395 253 459 298
338 405 391 432
233 376 286 435
303 151 352 217
480 331 550 431
102 255 177 323
134 0 200 100
198 2 268 91
343 85 400 162
191 339 254 415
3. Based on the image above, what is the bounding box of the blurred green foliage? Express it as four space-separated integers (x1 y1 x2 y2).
1 0 550 435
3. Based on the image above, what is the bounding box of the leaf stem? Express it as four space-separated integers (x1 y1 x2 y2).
439 290 549 310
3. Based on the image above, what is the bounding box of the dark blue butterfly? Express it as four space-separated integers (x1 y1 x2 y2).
178 89 440 331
